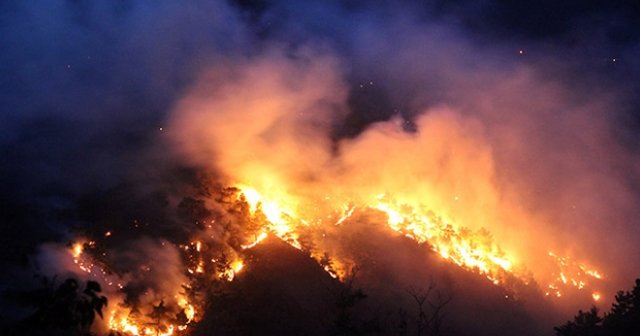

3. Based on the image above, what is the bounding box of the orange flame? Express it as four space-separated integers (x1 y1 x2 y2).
233 185 604 297
67 242 199 336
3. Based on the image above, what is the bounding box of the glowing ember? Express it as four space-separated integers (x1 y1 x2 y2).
546 252 604 300
231 260 244 274
68 242 199 336
335 206 355 226
106 299 196 336
71 242 84 259
222 260 245 281
241 231 268 249
108 314 177 336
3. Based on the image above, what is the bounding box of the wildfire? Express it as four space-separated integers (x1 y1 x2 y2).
108 314 176 336
103 295 197 336
237 185 303 249
72 242 84 259
67 241 199 336
222 260 245 281
233 185 604 300
63 182 606 335
241 231 268 249
545 252 604 299
372 196 515 285
234 185 518 283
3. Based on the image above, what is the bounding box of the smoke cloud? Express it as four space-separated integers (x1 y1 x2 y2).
2 0 640 334
167 0 640 301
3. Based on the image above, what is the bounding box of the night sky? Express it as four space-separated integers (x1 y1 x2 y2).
1 1 640 335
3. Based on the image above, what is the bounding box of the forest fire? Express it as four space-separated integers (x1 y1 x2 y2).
105 294 195 336
59 77 608 336
545 252 604 300
44 173 612 336
156 48 627 334
6 1 640 336
237 185 303 249
233 185 605 300
67 241 199 336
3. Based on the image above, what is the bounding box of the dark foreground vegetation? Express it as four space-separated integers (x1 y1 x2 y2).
555 279 640 336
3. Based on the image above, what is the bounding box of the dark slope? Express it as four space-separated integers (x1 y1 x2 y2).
193 236 338 336
193 218 559 336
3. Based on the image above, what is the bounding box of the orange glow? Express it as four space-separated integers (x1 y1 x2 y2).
232 260 244 274
167 53 612 310
546 252 604 298
67 242 198 336
234 186 519 283
241 231 268 249
107 296 195 336
237 185 302 249
372 197 516 284
585 269 603 280
71 242 84 259
108 313 177 336
221 260 245 281
232 185 605 296
178 298 196 322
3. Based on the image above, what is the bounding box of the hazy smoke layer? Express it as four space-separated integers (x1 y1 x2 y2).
168 1 640 298
2 0 640 333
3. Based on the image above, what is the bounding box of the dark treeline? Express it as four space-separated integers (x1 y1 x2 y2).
555 279 640 336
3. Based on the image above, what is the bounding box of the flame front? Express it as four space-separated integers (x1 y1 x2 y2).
65 180 606 336
234 185 604 300
372 195 514 284
165 52 616 314
237 185 303 249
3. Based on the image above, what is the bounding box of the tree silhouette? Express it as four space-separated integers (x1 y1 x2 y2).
328 267 368 336
406 279 452 336
147 300 172 336
603 278 640 335
554 307 602 336
17 276 108 336
555 279 640 336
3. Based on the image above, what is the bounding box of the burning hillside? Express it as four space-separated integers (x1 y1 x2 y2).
18 46 619 336
46 169 602 336
166 50 611 304
5 46 624 336
50 181 554 336
3 1 640 336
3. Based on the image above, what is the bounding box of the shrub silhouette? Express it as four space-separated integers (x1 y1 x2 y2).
555 279 640 336
17 276 108 336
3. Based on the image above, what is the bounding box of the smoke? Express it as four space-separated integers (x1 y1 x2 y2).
167 0 640 312
169 48 348 186
2 0 640 334
33 239 193 334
